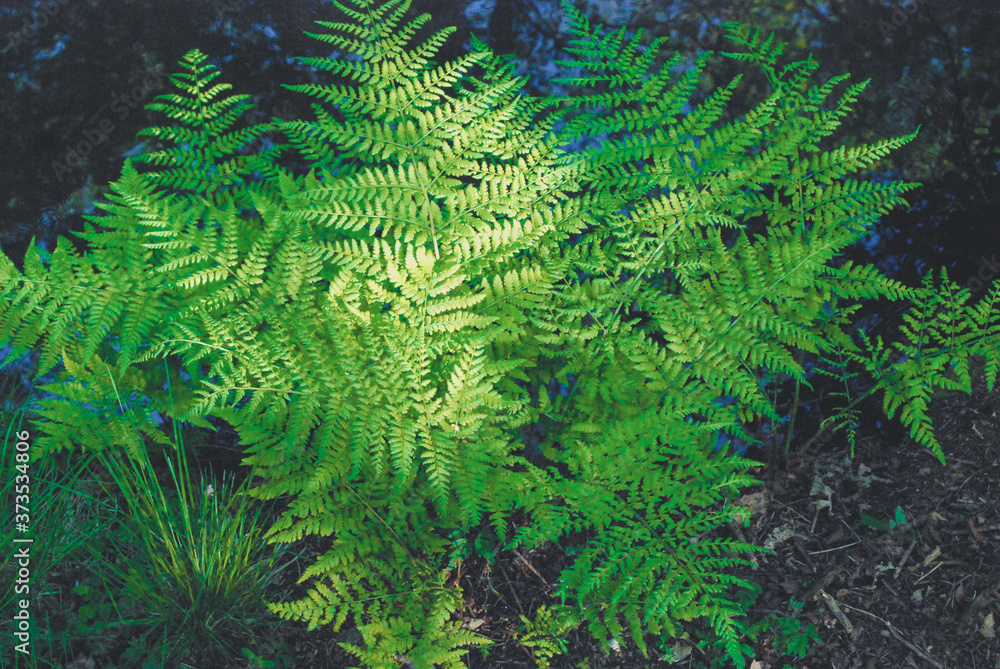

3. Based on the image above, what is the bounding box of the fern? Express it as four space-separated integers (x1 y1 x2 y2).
3 2 999 668
131 48 283 205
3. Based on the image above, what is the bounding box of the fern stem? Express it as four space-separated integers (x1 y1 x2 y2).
783 348 805 454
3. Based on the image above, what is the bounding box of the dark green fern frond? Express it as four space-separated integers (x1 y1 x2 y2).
852 268 980 462
718 22 790 90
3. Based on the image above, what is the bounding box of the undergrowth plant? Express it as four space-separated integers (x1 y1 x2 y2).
4 0 1000 666
0 390 113 668
0 356 290 667
78 359 289 666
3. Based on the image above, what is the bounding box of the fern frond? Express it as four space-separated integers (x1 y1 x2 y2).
132 49 280 204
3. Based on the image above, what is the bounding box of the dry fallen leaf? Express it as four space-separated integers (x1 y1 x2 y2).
764 524 797 551
980 612 995 640
735 491 769 516
810 475 833 511
662 641 693 663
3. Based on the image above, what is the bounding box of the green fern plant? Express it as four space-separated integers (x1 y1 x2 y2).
516 604 580 668
4 1 1000 667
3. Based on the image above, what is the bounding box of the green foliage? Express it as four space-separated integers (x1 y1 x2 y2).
131 48 283 205
677 593 819 667
516 604 581 668
241 640 297 669
768 615 821 658
80 360 288 666
2 1 998 667
861 505 908 532
0 406 115 668
746 598 821 661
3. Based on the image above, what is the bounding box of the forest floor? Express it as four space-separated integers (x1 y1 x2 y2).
5 358 997 668
263 374 1000 669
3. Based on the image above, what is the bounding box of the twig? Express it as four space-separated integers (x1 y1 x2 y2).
837 601 947 669
792 537 815 572
915 561 943 584
919 546 941 568
819 590 853 634
808 540 862 555
967 518 982 543
804 565 845 604
498 560 525 615
947 574 971 610
512 548 548 585
894 539 917 580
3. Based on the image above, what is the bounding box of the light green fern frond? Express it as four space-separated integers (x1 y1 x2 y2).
133 49 280 202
